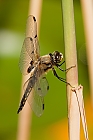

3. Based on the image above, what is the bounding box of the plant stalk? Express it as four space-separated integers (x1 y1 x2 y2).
61 0 80 139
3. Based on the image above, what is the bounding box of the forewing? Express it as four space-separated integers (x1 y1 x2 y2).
26 15 37 38
19 37 35 74
34 76 49 97
26 15 40 60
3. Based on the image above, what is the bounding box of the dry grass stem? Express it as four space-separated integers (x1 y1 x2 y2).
80 0 93 107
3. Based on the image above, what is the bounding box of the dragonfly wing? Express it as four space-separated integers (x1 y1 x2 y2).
27 76 49 117
27 67 49 116
19 15 40 75
26 15 40 60
34 76 49 97
19 37 35 74
26 15 37 38
27 88 44 117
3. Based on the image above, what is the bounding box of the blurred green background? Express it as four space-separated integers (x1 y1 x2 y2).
0 0 91 140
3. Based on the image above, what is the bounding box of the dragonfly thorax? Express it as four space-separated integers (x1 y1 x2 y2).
51 51 63 64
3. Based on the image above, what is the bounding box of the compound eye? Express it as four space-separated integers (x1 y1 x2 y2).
52 51 63 63
56 54 60 60
55 52 61 63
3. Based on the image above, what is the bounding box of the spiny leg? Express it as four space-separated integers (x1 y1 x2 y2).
58 60 65 66
56 63 76 72
52 67 74 88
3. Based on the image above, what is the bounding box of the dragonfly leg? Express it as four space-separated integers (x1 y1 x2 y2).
58 60 65 66
56 64 76 72
52 67 74 87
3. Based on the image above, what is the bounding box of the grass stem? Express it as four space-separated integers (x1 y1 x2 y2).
61 0 80 139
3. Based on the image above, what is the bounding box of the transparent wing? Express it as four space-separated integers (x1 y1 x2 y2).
19 15 40 74
27 76 49 117
34 76 49 97
28 89 44 117
26 15 40 60
19 37 35 74
26 15 37 38
27 67 49 117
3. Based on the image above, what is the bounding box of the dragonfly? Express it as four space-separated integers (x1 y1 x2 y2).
17 15 75 117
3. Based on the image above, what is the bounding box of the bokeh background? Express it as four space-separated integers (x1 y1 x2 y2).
0 0 92 140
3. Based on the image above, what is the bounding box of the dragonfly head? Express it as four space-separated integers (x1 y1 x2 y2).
52 51 63 64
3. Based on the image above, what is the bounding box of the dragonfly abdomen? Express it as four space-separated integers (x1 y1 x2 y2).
17 87 32 114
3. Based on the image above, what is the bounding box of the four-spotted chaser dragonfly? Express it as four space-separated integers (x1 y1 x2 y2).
17 15 75 117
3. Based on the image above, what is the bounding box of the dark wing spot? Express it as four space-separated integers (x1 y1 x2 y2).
33 16 36 22
47 85 49 90
27 66 31 73
42 77 46 79
30 61 33 65
31 51 34 54
34 34 37 38
43 104 44 110
38 87 41 90
30 37 33 41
